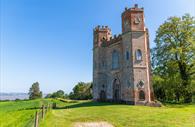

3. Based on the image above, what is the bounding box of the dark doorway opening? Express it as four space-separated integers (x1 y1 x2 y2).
100 90 106 102
139 90 145 101
113 78 121 102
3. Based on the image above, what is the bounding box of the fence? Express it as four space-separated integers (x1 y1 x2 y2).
34 104 53 127
25 103 53 127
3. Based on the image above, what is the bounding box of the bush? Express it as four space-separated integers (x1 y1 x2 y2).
69 82 92 100
45 90 68 99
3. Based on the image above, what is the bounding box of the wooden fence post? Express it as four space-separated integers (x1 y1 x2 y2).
34 111 39 127
42 105 45 119
52 102 56 109
46 104 49 112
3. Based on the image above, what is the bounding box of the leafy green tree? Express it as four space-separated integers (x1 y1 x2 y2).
51 90 65 98
152 75 165 101
45 90 66 98
69 82 92 100
28 82 42 99
64 93 69 99
152 14 195 103
45 93 52 98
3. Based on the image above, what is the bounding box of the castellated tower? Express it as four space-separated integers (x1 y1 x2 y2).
93 4 154 105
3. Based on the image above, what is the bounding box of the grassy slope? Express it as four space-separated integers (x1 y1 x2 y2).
0 99 51 127
40 100 195 127
0 99 194 127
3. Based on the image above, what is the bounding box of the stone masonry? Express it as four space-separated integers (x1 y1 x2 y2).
93 4 155 105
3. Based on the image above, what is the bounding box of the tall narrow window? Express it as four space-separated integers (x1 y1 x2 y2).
136 49 142 61
126 51 129 60
112 50 119 69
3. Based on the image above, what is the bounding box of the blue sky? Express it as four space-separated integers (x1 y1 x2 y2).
1 0 194 94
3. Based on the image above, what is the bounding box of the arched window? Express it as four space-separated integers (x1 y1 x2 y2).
112 50 119 69
136 49 142 61
139 90 145 101
126 51 129 60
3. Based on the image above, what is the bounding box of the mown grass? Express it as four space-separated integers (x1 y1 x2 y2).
0 99 194 127
40 100 195 127
0 99 52 127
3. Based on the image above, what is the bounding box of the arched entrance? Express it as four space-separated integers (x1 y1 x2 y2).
100 90 106 102
113 78 121 102
139 90 145 101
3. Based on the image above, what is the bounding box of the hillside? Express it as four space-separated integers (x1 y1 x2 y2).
40 100 195 127
0 99 194 127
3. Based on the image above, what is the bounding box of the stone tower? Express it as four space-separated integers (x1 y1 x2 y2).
93 4 154 105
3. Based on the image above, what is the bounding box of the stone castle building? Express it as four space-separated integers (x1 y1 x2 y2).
92 4 154 105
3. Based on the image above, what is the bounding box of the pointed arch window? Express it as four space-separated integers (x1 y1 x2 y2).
112 50 119 69
136 49 142 61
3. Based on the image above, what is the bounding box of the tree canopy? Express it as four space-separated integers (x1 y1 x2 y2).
45 90 67 98
69 82 92 100
28 82 42 100
152 14 195 103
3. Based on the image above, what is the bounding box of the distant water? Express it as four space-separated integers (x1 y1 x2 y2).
0 93 29 100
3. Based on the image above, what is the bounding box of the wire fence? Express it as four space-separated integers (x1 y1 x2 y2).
24 103 53 127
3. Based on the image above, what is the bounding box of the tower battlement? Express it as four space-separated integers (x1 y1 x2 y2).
94 25 111 32
122 4 144 16
109 34 122 44
100 34 122 47
93 25 112 47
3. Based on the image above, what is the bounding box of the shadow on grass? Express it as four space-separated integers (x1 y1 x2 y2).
17 107 42 111
54 101 123 110
53 99 195 110
163 103 195 108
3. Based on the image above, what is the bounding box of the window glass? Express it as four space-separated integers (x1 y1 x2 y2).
126 51 129 60
136 49 142 61
112 50 119 69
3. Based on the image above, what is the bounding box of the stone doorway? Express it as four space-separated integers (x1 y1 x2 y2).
113 78 121 102
100 90 106 102
139 90 145 101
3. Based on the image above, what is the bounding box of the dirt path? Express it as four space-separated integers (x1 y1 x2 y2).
74 122 114 127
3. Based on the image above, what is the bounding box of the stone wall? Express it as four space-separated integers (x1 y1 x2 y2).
93 4 154 105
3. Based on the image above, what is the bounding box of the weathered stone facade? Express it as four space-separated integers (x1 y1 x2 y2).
93 4 154 105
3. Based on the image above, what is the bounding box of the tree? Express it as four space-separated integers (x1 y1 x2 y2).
69 82 92 100
152 14 195 103
28 82 42 99
45 90 66 98
45 93 52 98
51 90 65 98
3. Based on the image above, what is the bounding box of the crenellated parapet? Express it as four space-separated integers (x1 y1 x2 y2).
108 34 122 45
101 34 122 47
93 25 111 33
93 25 112 47
122 4 144 16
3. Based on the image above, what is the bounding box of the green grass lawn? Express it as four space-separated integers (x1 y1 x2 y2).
0 99 194 127
40 100 195 127
0 99 51 127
